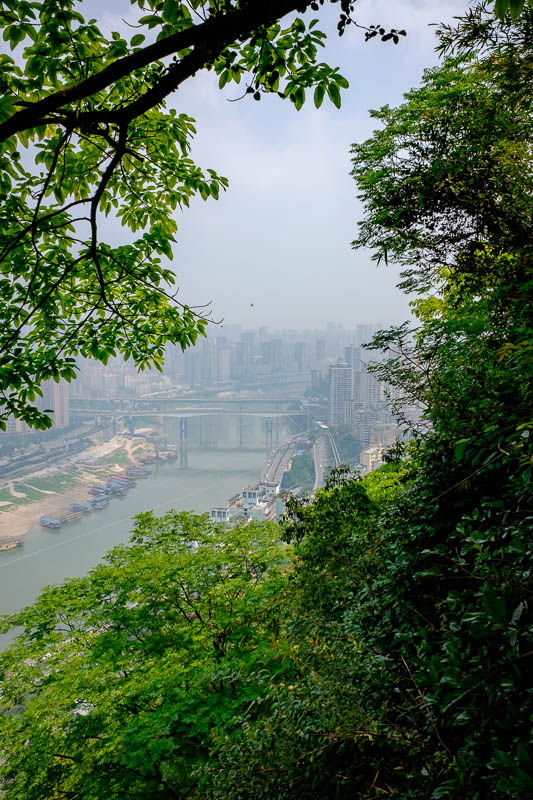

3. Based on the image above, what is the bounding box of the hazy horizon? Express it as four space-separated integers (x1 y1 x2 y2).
86 1 465 329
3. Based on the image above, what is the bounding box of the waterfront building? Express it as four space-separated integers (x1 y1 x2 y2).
209 507 231 522
241 486 260 507
248 495 277 522
259 481 280 496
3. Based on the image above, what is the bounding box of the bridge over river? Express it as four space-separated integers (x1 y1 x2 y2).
75 404 311 468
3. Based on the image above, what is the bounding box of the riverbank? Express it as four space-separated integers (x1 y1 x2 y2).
0 436 152 540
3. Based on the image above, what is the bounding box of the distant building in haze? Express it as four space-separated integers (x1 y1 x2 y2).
315 338 326 361
38 378 69 428
328 360 353 425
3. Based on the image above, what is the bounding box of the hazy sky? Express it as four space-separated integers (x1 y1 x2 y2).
95 2 466 329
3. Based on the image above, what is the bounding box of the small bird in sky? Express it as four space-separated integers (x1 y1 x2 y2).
250 302 254 307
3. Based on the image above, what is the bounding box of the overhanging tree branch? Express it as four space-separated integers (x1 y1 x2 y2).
0 0 306 142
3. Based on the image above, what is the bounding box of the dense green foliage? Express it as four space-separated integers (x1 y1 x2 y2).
0 3 531 798
0 514 294 798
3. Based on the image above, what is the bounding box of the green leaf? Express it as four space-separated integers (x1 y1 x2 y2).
482 585 507 624
313 83 325 109
327 82 341 109
138 14 163 27
454 438 470 463
495 0 526 20
218 69 230 89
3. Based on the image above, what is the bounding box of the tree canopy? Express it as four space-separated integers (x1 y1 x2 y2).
0 0 410 430
351 7 533 293
0 512 294 798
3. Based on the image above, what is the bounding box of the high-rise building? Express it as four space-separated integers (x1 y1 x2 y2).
1 415 31 436
326 322 341 356
200 340 217 385
216 348 231 382
241 331 258 354
165 342 184 379
360 367 385 405
184 349 200 387
345 345 362 401
261 340 282 373
294 342 308 372
38 378 69 428
315 338 326 361
328 360 353 425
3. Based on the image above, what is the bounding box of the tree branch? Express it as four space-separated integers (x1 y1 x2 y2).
0 0 307 142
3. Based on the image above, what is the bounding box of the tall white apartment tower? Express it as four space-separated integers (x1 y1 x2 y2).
328 360 353 425
38 378 70 429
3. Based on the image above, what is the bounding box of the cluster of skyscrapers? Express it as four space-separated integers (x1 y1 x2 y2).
3 378 69 435
66 322 387 398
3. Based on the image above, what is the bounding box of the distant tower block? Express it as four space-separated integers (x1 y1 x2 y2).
179 417 188 469
328 360 353 426
37 378 70 428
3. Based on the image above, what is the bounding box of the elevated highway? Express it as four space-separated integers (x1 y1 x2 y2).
76 408 307 419
70 396 305 410
261 441 298 485
326 430 341 468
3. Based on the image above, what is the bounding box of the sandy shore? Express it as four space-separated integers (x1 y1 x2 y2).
0 436 150 540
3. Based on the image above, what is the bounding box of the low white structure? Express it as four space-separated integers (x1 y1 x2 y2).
209 481 285 526
242 486 260 507
259 481 280 496
249 495 277 522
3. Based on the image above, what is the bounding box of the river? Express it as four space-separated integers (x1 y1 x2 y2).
0 414 282 649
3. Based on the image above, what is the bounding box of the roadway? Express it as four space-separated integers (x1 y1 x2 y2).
311 430 341 491
325 429 341 468
312 434 328 490
261 441 298 485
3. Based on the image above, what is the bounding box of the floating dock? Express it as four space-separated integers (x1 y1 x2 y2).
40 516 62 529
